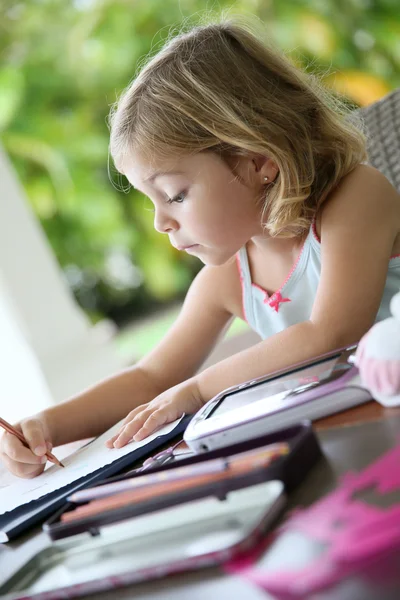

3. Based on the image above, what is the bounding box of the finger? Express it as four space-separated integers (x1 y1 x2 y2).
121 405 148 427
105 406 150 448
134 410 169 442
105 424 135 448
2 433 47 465
113 410 153 448
0 452 46 479
105 432 123 448
20 419 49 457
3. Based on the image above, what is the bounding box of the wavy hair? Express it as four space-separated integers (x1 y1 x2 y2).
109 16 367 237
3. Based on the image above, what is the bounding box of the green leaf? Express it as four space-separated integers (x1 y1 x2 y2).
0 68 24 132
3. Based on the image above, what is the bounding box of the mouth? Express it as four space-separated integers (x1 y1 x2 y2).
175 244 200 252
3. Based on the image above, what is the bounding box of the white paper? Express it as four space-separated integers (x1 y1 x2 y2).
0 418 183 516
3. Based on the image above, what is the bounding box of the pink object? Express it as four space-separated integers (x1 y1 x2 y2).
225 442 400 597
355 291 400 406
266 291 291 312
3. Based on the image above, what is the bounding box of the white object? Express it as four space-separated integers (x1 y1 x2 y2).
0 145 123 409
0 276 53 423
357 291 400 406
185 347 371 452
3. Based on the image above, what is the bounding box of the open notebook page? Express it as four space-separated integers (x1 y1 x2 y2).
0 418 183 516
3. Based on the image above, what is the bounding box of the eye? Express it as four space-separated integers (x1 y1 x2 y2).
166 191 187 204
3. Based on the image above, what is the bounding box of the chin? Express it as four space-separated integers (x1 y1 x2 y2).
199 250 236 267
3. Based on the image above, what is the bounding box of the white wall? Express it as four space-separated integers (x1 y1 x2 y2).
0 275 53 422
0 145 123 422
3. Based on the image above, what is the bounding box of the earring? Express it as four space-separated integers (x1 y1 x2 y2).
264 176 269 182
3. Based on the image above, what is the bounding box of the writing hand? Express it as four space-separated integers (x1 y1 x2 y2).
0 416 53 479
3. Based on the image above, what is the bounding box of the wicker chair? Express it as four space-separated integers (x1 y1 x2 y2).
359 87 400 192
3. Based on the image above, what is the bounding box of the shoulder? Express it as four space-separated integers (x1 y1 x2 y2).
317 164 400 238
186 257 243 317
334 164 398 203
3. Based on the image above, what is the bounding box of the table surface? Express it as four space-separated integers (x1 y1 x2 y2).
1 400 400 599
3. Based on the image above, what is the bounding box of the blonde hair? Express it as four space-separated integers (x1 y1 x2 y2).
109 16 367 237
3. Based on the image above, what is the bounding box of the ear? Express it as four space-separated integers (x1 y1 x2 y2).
229 153 279 188
252 155 279 185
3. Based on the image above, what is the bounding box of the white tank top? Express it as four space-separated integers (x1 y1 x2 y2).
236 222 400 339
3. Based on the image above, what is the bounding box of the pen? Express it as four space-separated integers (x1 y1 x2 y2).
0 417 65 468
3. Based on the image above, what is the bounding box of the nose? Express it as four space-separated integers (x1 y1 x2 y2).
153 207 179 234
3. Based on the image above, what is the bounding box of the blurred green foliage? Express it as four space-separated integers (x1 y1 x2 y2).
0 0 399 324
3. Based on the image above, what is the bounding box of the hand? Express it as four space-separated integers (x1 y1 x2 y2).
0 416 53 479
106 378 204 449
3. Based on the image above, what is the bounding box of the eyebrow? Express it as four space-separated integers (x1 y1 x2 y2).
144 170 185 184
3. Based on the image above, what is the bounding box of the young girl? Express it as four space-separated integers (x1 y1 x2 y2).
2 18 400 478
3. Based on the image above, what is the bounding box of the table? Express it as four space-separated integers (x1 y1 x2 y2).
1 400 400 599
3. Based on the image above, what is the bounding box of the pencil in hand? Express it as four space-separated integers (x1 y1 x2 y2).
0 417 65 468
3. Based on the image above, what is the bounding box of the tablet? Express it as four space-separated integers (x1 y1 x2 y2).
184 346 372 452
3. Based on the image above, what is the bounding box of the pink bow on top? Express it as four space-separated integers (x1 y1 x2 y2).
265 291 291 312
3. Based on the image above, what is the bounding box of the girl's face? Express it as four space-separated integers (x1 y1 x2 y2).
122 151 267 266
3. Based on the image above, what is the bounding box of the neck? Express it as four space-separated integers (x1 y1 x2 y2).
249 229 306 258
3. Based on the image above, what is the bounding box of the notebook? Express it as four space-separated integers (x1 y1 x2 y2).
0 415 190 542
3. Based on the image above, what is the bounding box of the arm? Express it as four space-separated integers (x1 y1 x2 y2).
46 263 234 445
0 264 234 477
117 165 400 443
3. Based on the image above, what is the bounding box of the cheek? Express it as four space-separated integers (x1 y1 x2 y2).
197 203 236 237
213 187 258 231
192 178 258 241
198 206 252 249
